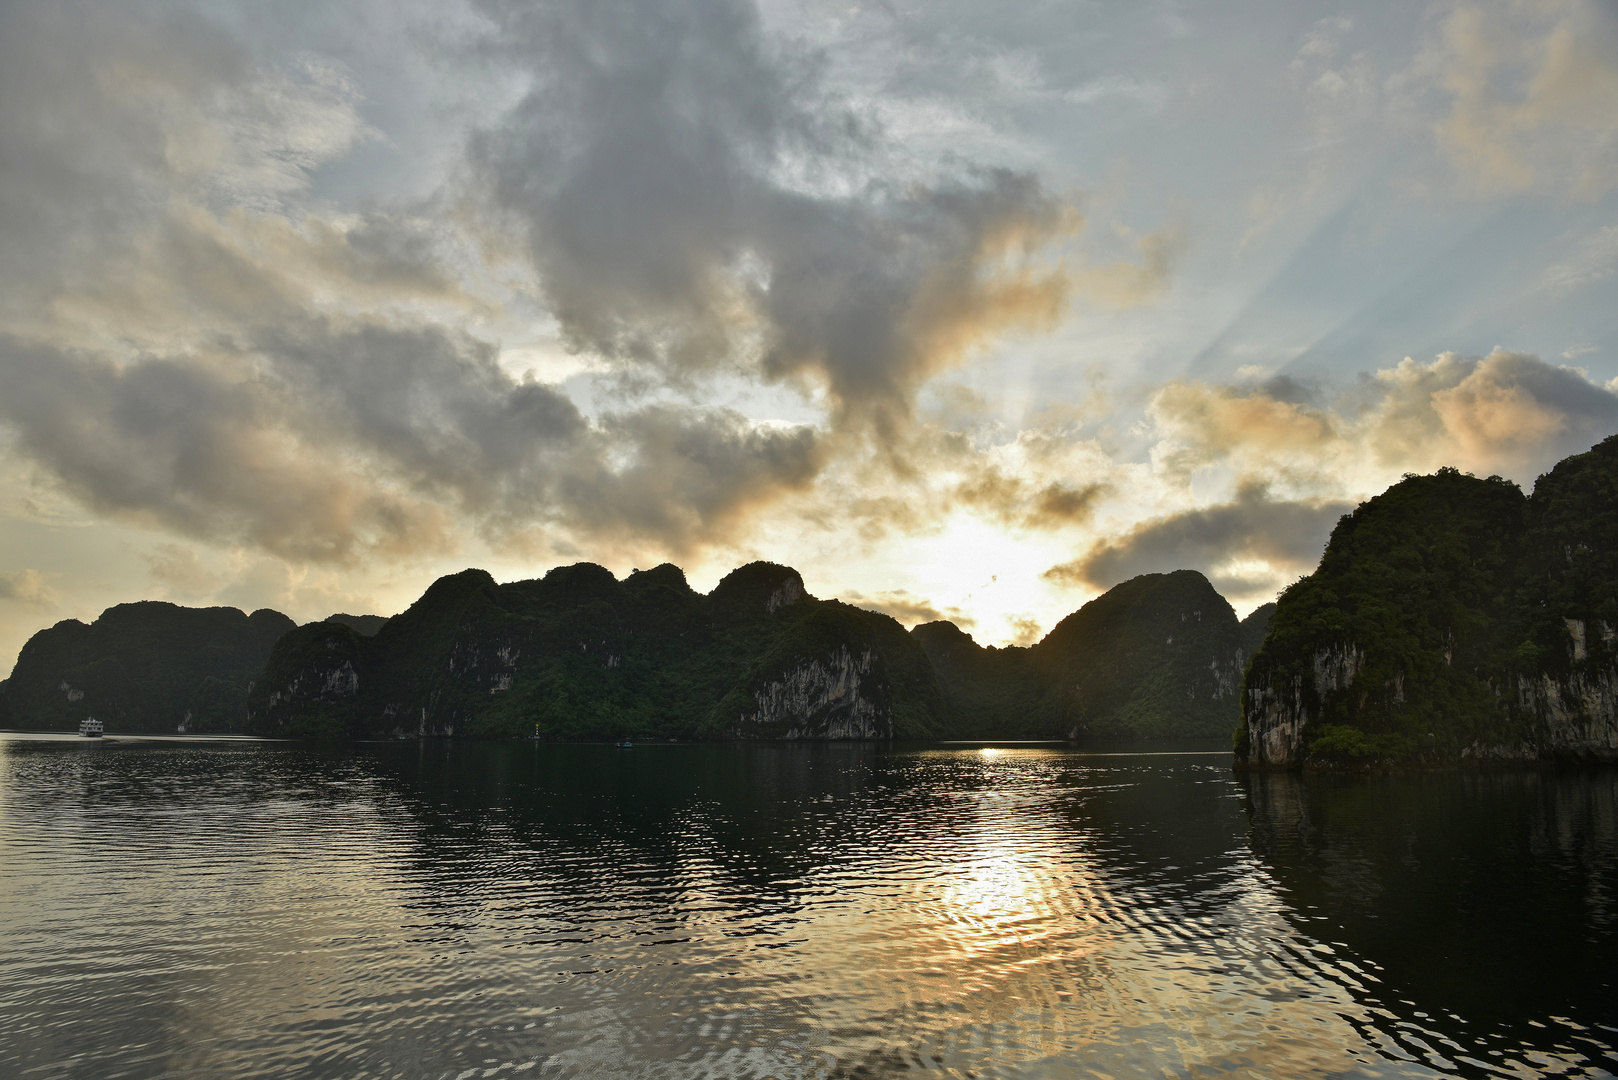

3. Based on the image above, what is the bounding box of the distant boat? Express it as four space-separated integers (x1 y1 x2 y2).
616 740 633 749
78 718 103 738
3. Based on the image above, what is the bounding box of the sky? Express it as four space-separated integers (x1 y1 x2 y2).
1 0 1617 673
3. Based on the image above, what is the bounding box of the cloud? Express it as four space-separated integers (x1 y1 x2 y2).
1102 349 1618 605
467 0 1073 435
902 424 1115 533
0 570 59 609
842 588 975 629
0 3 833 567
144 543 222 601
0 324 822 564
1045 482 1352 599
953 472 1108 531
1070 225 1184 309
1148 379 1338 481
558 404 823 551
0 0 1089 585
1149 349 1618 485
0 4 412 310
214 557 382 621
1537 225 1618 296
1006 615 1042 647
1404 0 1618 199
1365 349 1618 476
0 332 456 563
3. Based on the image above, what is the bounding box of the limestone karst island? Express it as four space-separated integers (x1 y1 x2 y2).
6 436 1618 768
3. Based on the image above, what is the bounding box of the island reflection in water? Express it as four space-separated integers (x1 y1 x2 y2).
0 737 1613 1078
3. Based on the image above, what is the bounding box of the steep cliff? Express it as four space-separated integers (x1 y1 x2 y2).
248 562 941 740
1238 436 1618 768
717 601 942 739
1502 434 1618 761
912 570 1252 739
0 602 296 733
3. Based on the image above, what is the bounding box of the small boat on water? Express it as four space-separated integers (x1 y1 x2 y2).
78 717 104 738
616 740 633 749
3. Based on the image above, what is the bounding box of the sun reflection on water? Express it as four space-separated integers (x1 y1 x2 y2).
3 739 1613 1079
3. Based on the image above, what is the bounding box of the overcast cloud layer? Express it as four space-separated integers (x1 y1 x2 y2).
1 0 1616 671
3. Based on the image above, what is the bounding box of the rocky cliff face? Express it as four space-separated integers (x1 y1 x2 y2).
1245 629 1618 767
1244 642 1379 766
1504 618 1618 762
1242 644 1368 767
1238 437 1618 768
738 645 888 738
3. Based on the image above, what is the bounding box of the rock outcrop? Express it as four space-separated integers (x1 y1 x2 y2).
1509 667 1618 761
741 646 884 739
0 555 1328 745
1238 435 1618 768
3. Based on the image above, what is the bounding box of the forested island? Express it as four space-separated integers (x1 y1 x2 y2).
0 563 1266 741
0 604 295 733
3 434 1616 765
1238 434 1618 767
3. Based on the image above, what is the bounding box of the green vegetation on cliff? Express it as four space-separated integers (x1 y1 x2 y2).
248 562 944 741
251 563 1257 742
0 603 295 733
1240 435 1618 767
1513 436 1618 679
1242 468 1526 763
0 562 1280 742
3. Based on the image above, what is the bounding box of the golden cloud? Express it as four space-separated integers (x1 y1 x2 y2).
842 589 977 629
1417 0 1618 199
1150 350 1618 487
0 569 59 610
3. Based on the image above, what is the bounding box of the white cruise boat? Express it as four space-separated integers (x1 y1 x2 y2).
78 717 104 738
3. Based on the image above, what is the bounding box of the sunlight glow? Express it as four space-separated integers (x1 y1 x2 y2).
840 512 1099 646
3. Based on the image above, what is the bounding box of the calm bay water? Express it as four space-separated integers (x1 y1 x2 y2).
0 736 1614 1079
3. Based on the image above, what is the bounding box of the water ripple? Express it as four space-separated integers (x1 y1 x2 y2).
0 738 1614 1078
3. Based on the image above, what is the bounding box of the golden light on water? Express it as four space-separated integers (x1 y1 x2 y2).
932 749 1069 965
8 739 1605 1076
939 846 1046 944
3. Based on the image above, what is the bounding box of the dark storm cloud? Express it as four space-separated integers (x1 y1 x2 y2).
0 327 822 562
0 332 456 562
1045 482 1353 592
262 320 824 553
469 0 1070 433
582 407 823 540
0 1 831 564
